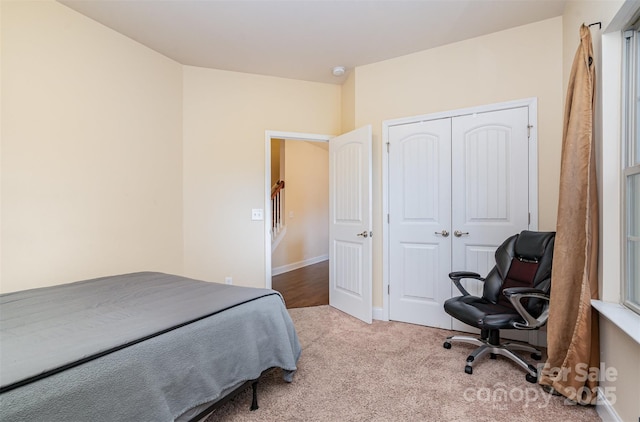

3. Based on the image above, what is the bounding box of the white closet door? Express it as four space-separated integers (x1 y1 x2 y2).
388 118 452 328
388 106 531 331
450 107 530 296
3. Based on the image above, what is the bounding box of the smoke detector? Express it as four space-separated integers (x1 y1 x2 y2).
332 66 346 77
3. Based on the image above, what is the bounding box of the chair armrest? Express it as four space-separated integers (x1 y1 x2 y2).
448 271 484 296
503 287 550 329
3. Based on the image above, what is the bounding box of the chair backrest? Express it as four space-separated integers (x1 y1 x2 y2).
482 231 556 316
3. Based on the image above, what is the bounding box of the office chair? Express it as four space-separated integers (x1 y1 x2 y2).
443 230 555 383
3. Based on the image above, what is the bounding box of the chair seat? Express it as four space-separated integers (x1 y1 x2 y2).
444 295 525 330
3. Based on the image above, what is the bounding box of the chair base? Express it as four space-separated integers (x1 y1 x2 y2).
443 332 541 383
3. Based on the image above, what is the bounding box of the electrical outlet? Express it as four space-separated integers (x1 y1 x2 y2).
251 209 263 220
224 277 232 285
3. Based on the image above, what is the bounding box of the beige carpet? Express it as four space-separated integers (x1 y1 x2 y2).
205 305 601 421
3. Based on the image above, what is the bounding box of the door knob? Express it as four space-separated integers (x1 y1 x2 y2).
357 231 369 238
435 230 449 237
454 230 469 237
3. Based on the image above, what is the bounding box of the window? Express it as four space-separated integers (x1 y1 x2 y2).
623 22 640 314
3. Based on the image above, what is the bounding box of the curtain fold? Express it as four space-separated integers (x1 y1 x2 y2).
539 24 600 405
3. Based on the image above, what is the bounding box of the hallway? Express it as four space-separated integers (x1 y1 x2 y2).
272 260 328 309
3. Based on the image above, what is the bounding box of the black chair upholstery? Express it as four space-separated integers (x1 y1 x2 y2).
443 230 555 383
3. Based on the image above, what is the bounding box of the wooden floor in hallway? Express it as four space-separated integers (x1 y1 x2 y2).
272 260 328 309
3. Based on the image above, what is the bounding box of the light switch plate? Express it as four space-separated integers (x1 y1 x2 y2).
251 208 264 221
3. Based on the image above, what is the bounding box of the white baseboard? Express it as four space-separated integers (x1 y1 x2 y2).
272 255 328 276
596 387 622 422
372 307 386 321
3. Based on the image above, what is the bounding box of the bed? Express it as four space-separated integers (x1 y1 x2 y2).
0 272 301 421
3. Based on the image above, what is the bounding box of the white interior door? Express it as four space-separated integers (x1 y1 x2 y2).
329 125 373 323
388 119 452 328
387 104 532 331
450 107 531 336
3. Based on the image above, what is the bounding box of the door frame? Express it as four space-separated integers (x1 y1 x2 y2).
264 130 332 289
381 97 539 322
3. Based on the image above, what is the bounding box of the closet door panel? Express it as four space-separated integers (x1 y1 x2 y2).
451 106 531 337
388 119 452 328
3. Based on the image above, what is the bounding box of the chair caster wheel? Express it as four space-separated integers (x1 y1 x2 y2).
465 365 473 375
531 353 542 360
443 342 451 349
525 373 538 383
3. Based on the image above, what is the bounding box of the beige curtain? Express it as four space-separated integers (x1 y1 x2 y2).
539 24 600 405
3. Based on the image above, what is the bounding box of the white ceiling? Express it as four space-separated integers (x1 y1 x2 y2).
58 0 567 84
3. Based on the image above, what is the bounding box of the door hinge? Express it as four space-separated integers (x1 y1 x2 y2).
527 124 533 139
528 212 531 225
387 214 390 224
386 142 390 152
388 284 390 295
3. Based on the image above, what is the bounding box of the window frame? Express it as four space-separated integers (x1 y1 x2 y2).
622 22 640 315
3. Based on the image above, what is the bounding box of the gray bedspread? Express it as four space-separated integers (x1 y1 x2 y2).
0 272 301 421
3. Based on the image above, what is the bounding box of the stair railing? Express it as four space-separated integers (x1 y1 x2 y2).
271 180 285 240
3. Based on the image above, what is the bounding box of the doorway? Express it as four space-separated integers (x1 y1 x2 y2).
264 132 331 306
265 127 373 323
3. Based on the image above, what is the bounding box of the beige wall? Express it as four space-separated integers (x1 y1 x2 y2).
0 0 341 292
182 66 340 286
0 0 184 292
353 17 564 308
272 141 329 270
598 318 640 421
341 71 356 132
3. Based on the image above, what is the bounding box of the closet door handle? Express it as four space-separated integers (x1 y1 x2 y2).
435 230 449 237
454 230 469 237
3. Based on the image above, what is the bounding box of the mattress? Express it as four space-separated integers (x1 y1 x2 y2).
0 272 301 421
